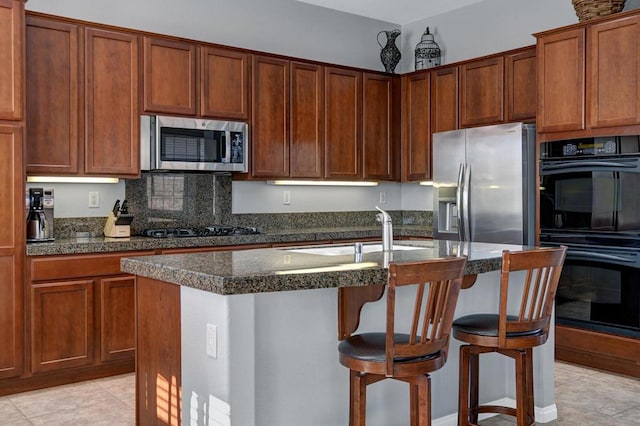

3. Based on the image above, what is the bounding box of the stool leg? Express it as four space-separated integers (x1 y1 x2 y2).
514 350 531 426
469 350 480 425
410 374 432 426
525 348 535 425
458 345 471 426
350 370 367 426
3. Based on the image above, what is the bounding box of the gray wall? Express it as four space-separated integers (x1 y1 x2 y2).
26 0 396 71
400 0 640 73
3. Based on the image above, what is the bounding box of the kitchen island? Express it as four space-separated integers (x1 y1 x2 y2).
121 239 557 426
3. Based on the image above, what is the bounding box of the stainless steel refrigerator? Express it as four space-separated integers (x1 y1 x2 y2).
432 122 536 245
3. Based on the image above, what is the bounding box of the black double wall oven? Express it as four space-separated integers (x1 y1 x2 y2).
539 136 640 338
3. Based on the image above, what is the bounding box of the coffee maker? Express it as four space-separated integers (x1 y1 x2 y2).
26 188 54 242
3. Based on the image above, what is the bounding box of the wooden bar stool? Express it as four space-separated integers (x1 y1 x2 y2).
453 246 566 426
338 256 468 426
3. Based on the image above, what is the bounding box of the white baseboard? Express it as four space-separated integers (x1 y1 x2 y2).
432 398 558 426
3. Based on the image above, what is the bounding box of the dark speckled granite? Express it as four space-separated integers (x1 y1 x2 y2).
120 240 525 295
26 225 432 256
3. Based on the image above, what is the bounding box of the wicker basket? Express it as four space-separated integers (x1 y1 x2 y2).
572 0 626 21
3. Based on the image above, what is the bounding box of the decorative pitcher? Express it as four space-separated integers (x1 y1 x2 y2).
377 29 401 74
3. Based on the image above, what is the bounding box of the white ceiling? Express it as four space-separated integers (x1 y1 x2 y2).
296 0 488 25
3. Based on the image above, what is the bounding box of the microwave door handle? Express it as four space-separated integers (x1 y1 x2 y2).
223 131 231 163
568 250 636 264
456 163 464 241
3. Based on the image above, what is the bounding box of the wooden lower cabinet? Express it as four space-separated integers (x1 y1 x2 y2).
100 276 136 362
31 280 95 373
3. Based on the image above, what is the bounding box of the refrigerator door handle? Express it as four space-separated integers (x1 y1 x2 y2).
462 163 471 241
456 163 464 240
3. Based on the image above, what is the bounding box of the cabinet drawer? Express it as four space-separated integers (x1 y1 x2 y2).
30 251 154 282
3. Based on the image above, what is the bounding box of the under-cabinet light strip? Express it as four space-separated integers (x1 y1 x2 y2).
27 176 120 184
267 180 378 187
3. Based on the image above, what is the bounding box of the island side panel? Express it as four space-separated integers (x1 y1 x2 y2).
136 276 182 426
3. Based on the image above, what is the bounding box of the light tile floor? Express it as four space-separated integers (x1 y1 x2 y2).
0 362 638 425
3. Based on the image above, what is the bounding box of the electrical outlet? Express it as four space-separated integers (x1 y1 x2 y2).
283 190 291 205
206 324 217 359
379 191 387 204
88 191 100 208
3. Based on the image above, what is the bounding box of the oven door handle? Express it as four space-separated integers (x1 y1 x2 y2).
568 250 636 264
540 159 639 175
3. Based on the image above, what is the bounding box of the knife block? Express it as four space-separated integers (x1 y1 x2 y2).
103 212 132 238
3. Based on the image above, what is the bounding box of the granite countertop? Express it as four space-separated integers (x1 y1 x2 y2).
120 240 530 295
25 225 432 256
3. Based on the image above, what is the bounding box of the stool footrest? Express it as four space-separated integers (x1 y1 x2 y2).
477 405 517 417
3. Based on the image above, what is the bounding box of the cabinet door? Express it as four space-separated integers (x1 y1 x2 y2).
363 73 396 180
143 37 197 115
402 73 431 181
0 125 23 379
537 28 585 133
588 15 640 128
324 67 362 179
25 16 80 175
252 56 289 178
505 48 537 122
100 276 135 362
460 57 504 127
31 280 94 373
431 66 458 133
291 61 323 178
201 47 249 119
0 0 23 120
85 28 139 176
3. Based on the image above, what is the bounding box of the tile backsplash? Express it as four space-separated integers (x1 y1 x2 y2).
54 173 431 238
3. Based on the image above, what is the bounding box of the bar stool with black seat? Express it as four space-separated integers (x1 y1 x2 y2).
453 246 566 426
338 256 468 426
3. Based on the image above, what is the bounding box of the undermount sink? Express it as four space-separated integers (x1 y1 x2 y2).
285 243 426 256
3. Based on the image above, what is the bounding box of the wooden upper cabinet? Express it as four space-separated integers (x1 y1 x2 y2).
143 37 197 115
402 72 431 181
201 47 249 119
85 27 139 176
431 66 459 133
0 0 23 121
588 15 640 128
290 61 323 178
324 67 362 179
460 57 504 127
537 28 586 133
26 16 80 175
252 56 289 178
0 125 23 380
505 48 537 122
363 73 396 181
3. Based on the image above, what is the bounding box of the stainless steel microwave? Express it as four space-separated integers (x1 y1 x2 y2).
140 115 249 172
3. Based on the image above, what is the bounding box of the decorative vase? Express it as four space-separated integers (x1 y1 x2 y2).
377 29 401 74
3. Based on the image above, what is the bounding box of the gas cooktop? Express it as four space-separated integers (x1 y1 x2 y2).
141 226 261 238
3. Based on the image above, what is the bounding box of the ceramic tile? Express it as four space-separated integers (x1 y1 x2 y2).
93 373 136 408
8 380 110 419
28 394 134 426
0 398 32 425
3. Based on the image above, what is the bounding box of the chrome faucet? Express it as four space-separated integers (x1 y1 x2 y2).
375 206 393 252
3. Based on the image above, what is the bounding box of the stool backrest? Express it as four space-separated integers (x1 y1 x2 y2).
386 256 467 376
498 246 567 348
